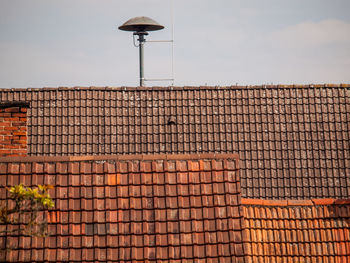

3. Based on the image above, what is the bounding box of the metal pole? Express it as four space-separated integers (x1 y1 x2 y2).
137 33 146 87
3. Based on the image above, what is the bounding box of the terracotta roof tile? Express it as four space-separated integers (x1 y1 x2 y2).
243 202 350 261
0 154 244 262
1 85 349 200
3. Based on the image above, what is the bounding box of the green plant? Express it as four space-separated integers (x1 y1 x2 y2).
0 184 54 238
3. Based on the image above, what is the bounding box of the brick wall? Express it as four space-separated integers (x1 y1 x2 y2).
0 104 28 157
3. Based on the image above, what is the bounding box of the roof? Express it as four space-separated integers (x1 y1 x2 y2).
0 153 245 262
1 85 350 200
243 199 350 262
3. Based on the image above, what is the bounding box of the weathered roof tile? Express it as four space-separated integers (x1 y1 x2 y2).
243 200 350 261
0 154 242 262
1 85 349 200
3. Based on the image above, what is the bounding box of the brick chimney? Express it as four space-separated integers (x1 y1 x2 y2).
0 102 29 157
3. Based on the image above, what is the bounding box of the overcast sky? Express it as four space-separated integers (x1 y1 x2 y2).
0 0 349 88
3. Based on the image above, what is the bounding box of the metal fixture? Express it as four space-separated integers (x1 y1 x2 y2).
119 16 164 86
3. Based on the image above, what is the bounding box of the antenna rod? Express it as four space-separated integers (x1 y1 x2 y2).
171 0 175 86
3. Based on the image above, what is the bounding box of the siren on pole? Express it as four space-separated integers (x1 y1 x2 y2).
119 16 164 87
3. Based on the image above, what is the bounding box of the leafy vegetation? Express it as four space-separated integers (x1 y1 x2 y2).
0 184 54 239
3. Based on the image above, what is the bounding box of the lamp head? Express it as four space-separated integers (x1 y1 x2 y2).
119 16 164 33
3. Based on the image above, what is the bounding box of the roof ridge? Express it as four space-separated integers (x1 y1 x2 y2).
0 84 349 91
0 153 239 163
242 198 350 206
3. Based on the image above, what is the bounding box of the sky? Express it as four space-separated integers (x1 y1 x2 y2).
0 0 349 88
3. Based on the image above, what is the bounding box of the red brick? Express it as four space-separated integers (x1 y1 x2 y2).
11 121 26 127
4 117 19 121
0 139 11 145
3 126 17 131
4 144 22 149
13 131 26 136
0 122 11 126
11 140 27 145
11 149 27 154
12 113 26 117
4 107 20 113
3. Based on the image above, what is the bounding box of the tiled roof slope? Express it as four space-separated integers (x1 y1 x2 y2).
0 154 245 262
243 200 350 262
1 85 350 199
